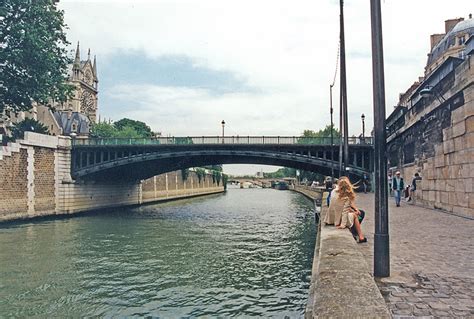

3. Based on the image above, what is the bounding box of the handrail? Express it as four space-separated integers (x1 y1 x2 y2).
72 136 373 146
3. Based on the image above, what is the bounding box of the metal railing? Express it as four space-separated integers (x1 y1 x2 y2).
72 136 373 146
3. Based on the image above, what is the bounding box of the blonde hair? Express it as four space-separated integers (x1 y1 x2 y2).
336 176 356 202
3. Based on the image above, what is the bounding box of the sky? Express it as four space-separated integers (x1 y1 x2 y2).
58 0 472 175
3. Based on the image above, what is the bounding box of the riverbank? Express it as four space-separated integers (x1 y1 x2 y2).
293 187 390 318
0 133 225 222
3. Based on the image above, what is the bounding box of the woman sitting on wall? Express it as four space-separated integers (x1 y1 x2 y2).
335 177 367 243
324 179 343 225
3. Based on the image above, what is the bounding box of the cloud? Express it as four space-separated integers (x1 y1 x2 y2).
59 0 472 173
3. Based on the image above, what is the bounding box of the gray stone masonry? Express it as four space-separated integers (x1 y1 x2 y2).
300 187 391 318
356 193 474 318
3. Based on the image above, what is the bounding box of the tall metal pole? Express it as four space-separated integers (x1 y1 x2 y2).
370 0 389 277
340 0 349 172
338 81 344 176
330 84 335 179
221 120 225 144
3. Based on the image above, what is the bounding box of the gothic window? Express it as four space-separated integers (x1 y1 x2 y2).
84 69 93 85
80 90 95 114
72 120 78 133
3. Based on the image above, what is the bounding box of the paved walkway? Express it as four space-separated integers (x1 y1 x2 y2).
354 193 474 318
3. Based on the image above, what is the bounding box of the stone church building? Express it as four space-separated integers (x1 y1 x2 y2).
1 42 99 138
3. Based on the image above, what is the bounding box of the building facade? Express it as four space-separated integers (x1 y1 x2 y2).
387 16 473 217
1 42 98 138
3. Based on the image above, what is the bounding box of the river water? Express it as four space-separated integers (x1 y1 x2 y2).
0 187 316 317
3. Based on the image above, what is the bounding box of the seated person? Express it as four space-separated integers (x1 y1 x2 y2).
324 180 344 225
334 177 367 243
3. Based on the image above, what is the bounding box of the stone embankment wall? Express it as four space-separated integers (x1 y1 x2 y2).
0 132 223 222
291 187 390 318
406 59 473 218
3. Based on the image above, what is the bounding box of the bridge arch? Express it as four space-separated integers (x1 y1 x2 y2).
71 138 373 182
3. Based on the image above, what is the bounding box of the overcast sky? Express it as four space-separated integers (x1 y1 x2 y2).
59 0 471 175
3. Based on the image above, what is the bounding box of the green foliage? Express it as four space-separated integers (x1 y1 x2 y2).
203 165 222 172
195 168 206 183
174 137 193 145
212 171 222 185
0 0 73 113
90 122 116 138
10 118 49 141
181 168 189 181
263 167 297 179
301 125 341 138
90 119 153 138
116 126 142 138
113 118 153 138
299 125 341 145
222 174 228 190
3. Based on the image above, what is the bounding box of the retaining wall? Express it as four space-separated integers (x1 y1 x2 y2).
295 188 390 318
0 132 224 222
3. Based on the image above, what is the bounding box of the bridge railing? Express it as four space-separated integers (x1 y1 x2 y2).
72 136 373 146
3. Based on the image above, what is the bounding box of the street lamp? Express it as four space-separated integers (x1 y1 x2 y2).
221 120 225 143
370 0 390 277
361 113 366 140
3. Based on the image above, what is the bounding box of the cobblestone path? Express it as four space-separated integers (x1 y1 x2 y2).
355 193 474 318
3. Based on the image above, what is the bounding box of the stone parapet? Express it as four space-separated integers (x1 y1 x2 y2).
305 193 390 318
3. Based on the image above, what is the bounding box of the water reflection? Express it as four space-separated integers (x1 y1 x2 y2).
0 188 316 317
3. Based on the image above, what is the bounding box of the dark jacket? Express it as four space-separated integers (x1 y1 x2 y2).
392 177 404 191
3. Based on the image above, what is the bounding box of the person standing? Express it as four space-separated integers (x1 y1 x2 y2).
392 171 404 207
388 172 393 196
362 174 369 193
408 173 422 202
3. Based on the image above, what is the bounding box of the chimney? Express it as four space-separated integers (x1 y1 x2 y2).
445 18 464 33
430 34 445 49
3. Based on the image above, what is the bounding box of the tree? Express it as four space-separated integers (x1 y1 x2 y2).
90 122 117 138
299 125 341 145
90 119 154 138
10 118 49 140
0 0 73 114
113 118 153 138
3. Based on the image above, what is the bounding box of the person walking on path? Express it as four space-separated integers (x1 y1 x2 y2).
392 171 404 207
408 172 422 202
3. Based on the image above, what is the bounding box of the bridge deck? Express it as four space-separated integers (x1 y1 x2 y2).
72 136 373 147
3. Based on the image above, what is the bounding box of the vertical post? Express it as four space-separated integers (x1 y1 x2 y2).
340 0 350 173
330 84 335 180
370 0 389 277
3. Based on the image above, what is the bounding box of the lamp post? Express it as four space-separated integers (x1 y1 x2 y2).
221 120 225 143
361 113 366 141
330 84 335 180
370 0 390 277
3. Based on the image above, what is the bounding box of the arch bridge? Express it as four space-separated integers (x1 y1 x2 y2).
71 136 374 181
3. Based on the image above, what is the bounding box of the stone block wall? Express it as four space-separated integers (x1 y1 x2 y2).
141 170 222 203
414 85 474 218
0 132 225 222
0 146 28 217
33 147 56 214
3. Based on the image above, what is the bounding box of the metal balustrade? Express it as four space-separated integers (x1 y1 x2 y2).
72 136 373 147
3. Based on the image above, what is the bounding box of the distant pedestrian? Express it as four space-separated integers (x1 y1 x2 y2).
388 172 393 196
362 174 369 193
392 171 404 207
408 173 422 202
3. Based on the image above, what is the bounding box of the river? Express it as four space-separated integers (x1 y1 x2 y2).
0 187 316 317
